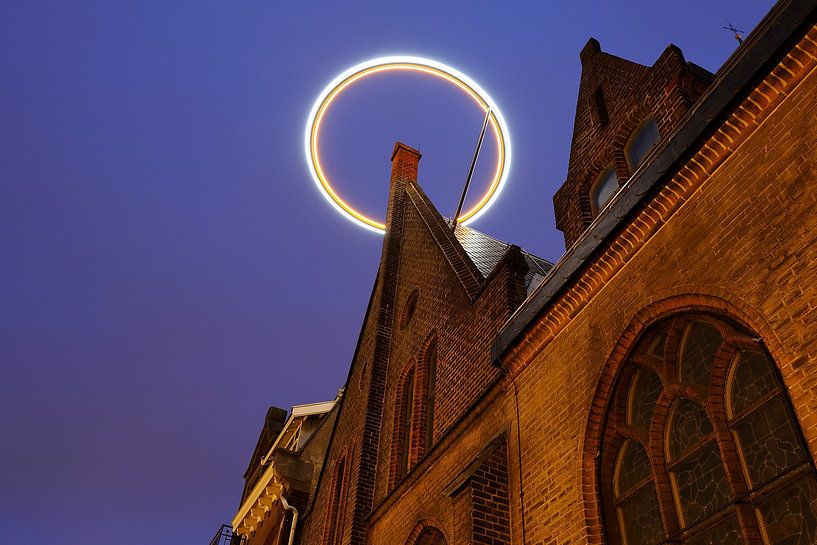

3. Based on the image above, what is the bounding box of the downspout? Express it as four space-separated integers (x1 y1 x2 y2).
279 494 299 545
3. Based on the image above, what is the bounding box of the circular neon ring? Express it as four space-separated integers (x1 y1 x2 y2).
304 56 512 234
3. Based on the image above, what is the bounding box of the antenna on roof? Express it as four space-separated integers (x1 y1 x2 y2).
723 22 744 44
452 107 492 231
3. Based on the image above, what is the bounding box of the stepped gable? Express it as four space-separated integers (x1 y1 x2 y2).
553 38 714 248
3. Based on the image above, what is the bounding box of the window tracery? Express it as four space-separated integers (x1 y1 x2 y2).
601 314 817 545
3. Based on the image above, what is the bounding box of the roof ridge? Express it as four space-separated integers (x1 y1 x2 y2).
405 183 484 298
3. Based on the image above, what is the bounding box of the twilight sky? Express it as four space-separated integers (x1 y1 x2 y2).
0 1 775 544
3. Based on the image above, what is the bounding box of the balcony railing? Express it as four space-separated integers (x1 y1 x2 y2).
208 525 246 545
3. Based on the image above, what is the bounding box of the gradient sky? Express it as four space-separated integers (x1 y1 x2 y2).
0 1 775 544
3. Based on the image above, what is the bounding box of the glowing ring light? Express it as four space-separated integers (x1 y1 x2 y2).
305 56 512 234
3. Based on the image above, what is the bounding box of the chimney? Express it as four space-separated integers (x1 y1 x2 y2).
390 142 422 186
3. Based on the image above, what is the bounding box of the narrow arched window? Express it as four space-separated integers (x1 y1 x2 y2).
591 164 619 214
326 456 347 545
601 314 817 545
423 340 437 454
401 289 419 329
410 526 447 545
625 117 660 171
398 370 415 479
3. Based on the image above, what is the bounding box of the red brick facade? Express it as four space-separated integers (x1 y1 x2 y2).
553 38 712 249
237 2 817 544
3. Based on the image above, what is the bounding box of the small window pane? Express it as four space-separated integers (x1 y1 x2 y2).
687 512 743 545
647 331 667 359
627 118 660 169
734 395 807 488
671 441 731 527
615 441 652 496
759 476 817 545
617 484 664 545
680 322 722 390
668 399 714 460
592 166 618 212
627 368 663 432
730 351 780 416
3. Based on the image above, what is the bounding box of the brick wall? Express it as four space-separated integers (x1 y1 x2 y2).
553 38 712 249
295 10 817 545
470 440 511 545
299 143 528 545
503 19 817 545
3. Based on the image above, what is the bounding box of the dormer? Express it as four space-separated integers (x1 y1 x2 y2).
553 38 714 249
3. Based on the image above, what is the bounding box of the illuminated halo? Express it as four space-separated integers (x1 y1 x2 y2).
304 55 512 234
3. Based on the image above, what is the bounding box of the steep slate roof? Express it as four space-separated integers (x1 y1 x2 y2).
406 180 553 298
453 224 552 295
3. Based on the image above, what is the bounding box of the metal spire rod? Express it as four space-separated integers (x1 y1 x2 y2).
452 107 492 230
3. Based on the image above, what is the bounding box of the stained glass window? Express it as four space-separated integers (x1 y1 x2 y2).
617 484 664 545
647 331 667 359
668 399 713 460
601 314 816 545
686 512 743 545
627 368 662 432
734 395 806 487
670 441 730 526
616 441 651 495
679 321 721 390
729 351 779 416
759 477 817 545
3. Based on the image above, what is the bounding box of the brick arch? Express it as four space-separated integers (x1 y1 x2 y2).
400 287 420 329
413 331 438 459
404 520 448 545
579 291 784 545
612 105 655 178
580 150 617 224
389 362 417 488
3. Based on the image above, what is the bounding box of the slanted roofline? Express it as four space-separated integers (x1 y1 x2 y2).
495 0 817 362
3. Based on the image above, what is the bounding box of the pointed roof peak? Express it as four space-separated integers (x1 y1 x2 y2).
580 37 601 65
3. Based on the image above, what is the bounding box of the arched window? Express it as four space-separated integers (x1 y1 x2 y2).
401 288 419 329
591 164 619 214
423 339 437 454
398 369 415 480
407 525 447 545
625 117 660 171
601 314 817 545
326 456 348 545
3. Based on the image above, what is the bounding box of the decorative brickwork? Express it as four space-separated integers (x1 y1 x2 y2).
298 140 533 545
239 6 817 545
553 39 713 248
404 522 447 545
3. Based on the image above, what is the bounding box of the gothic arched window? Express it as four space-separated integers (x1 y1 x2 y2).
422 339 437 454
625 117 660 171
398 369 415 480
601 314 817 545
590 164 619 214
413 527 446 545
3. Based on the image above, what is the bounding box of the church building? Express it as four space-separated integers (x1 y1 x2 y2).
228 1 817 544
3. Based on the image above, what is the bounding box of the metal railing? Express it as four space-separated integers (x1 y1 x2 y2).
208 525 245 545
